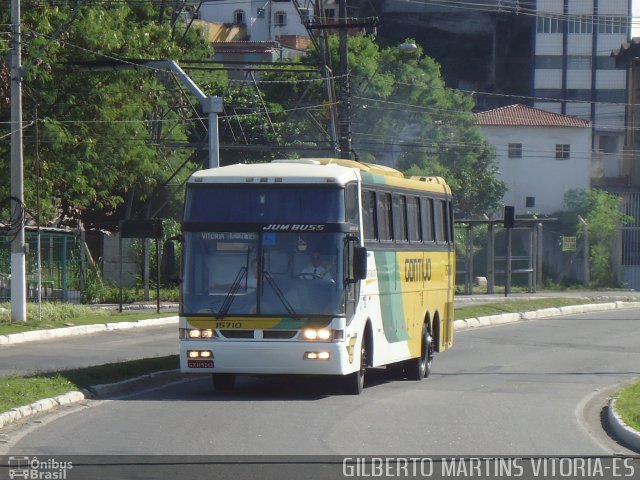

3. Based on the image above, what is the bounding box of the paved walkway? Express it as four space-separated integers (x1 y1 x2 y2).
455 289 640 307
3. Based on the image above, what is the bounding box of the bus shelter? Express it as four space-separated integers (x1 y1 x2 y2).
0 226 81 303
454 218 557 295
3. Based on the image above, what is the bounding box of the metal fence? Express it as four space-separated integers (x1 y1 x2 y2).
620 192 640 290
0 227 81 303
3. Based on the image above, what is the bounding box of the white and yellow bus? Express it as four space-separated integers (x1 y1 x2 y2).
177 158 455 394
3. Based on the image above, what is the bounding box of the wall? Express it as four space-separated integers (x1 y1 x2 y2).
480 124 592 214
199 0 317 42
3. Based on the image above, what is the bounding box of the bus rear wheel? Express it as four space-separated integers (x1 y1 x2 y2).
212 373 236 392
344 337 367 395
404 324 432 381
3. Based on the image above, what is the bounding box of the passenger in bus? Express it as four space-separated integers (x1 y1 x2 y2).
298 251 333 282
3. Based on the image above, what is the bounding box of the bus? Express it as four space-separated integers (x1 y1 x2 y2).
176 158 455 394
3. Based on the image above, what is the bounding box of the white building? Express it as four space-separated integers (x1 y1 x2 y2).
476 104 592 215
198 0 337 48
534 0 629 177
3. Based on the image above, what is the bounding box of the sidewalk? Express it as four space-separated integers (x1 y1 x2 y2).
454 289 640 307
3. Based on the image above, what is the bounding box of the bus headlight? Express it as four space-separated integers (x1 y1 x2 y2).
302 328 333 341
304 351 331 361
183 329 216 339
187 350 213 358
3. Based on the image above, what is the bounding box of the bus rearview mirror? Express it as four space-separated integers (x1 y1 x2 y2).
353 246 367 281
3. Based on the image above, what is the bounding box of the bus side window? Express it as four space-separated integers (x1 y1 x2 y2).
407 196 422 242
393 195 408 242
447 200 454 244
345 183 359 225
434 200 446 243
422 198 435 242
378 192 393 241
362 190 377 241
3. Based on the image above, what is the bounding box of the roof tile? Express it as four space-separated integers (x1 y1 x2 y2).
474 104 591 127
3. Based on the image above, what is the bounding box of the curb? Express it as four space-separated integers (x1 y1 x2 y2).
0 316 178 345
453 301 640 331
608 398 640 453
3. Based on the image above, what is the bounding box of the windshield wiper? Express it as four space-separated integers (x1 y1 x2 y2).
262 272 298 318
214 267 247 319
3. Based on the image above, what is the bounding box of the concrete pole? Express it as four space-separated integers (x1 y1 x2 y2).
487 223 495 294
505 227 512 296
10 0 27 322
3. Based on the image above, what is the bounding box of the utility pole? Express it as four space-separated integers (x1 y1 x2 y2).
305 3 377 160
337 0 351 159
10 0 27 322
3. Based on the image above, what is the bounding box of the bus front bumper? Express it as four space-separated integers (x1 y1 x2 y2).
180 340 357 376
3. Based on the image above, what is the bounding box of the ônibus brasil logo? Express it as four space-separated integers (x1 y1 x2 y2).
8 456 72 479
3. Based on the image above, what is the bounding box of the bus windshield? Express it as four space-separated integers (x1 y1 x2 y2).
185 186 344 223
182 231 345 317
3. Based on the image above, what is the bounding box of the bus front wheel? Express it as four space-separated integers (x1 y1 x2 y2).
344 337 367 395
404 324 432 381
212 373 236 392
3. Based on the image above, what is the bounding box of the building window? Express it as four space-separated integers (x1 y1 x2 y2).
233 9 246 25
508 143 522 159
597 15 629 34
537 15 561 33
526 197 536 208
556 144 570 160
599 135 618 154
299 8 311 22
568 15 593 34
274 11 287 27
324 8 336 18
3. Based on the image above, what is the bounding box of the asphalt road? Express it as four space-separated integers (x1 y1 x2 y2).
0 325 178 376
3 308 640 457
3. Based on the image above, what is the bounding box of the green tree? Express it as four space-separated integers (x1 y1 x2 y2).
0 3 214 229
565 188 632 287
265 35 505 217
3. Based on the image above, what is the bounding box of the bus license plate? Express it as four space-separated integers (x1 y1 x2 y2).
188 360 214 368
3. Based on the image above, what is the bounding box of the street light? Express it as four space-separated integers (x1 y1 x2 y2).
398 43 418 55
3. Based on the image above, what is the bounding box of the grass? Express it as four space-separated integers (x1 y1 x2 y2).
0 302 177 336
0 356 178 413
454 298 596 320
616 380 640 431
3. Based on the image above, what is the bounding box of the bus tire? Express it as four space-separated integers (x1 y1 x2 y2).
344 337 367 395
212 373 236 392
404 324 432 381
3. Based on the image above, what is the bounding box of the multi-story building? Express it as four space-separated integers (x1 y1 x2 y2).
533 0 630 180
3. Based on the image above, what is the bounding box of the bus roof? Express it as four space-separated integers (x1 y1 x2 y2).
189 158 451 195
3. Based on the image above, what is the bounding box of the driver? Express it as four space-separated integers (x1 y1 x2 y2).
298 251 333 282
